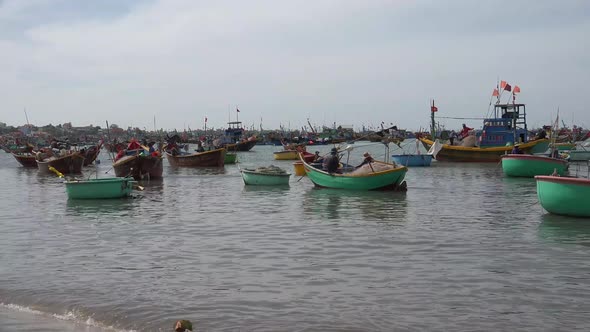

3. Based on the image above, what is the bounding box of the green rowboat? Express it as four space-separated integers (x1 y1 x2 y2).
501 154 568 177
535 175 590 217
301 158 407 191
65 177 136 199
241 166 291 186
224 153 237 164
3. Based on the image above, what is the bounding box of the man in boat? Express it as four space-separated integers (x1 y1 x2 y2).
323 147 341 173
356 152 374 168
458 124 473 140
511 144 523 154
313 151 323 163
196 140 205 152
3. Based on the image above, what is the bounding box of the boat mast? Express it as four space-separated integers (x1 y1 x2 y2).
430 99 436 140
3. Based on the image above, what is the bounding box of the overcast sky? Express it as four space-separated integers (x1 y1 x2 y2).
0 0 588 132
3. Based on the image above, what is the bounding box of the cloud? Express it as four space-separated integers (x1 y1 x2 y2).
0 0 589 131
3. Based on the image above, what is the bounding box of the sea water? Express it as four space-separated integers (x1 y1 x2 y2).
1 141 590 331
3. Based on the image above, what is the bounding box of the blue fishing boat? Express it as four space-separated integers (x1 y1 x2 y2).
420 101 550 162
391 154 433 167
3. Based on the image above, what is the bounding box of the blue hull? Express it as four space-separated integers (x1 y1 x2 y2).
391 154 433 167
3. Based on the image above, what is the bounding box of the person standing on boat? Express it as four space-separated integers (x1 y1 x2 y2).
459 124 473 140
196 140 205 152
323 148 340 173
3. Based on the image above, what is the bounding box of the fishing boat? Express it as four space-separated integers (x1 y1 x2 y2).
567 147 590 161
273 150 315 162
65 177 136 199
391 154 433 167
11 153 38 168
216 121 257 152
37 153 85 174
501 154 568 177
166 148 226 167
113 152 163 180
81 142 103 166
224 153 237 164
299 153 408 191
420 101 550 162
535 175 590 217
241 165 291 186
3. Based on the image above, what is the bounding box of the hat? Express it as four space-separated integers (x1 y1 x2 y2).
363 152 370 157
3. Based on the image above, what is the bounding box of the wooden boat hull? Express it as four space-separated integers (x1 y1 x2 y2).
39 153 85 174
301 158 408 190
419 138 550 162
273 150 299 160
12 153 38 168
166 148 226 167
224 140 257 152
273 150 314 162
113 154 164 180
82 143 102 166
535 175 590 217
501 154 568 177
224 153 237 164
65 177 135 199
241 170 291 185
391 154 433 166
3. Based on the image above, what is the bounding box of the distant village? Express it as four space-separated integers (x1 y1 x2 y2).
1 120 588 151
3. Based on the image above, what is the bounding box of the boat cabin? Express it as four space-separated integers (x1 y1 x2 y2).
220 121 245 144
479 103 528 147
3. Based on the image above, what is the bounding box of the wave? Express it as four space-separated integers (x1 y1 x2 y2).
0 302 137 332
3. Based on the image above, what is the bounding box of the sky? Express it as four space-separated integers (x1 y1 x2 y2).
0 0 589 132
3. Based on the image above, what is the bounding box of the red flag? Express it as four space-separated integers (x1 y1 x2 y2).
500 80 507 89
492 88 499 97
431 106 438 112
236 108 240 113
504 83 511 92
513 85 521 94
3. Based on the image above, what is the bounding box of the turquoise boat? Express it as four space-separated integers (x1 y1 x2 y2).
300 157 407 191
224 153 237 164
535 175 590 217
65 177 136 199
241 166 291 186
391 154 433 167
501 154 568 177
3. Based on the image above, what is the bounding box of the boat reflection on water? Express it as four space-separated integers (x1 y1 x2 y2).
302 188 407 222
538 213 590 247
165 166 227 177
66 197 136 217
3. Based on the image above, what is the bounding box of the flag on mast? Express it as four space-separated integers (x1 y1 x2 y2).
236 108 240 113
492 88 499 97
513 85 521 94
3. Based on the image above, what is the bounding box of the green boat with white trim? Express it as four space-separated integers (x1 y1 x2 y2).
300 156 407 191
501 154 568 177
65 177 136 199
535 175 590 217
